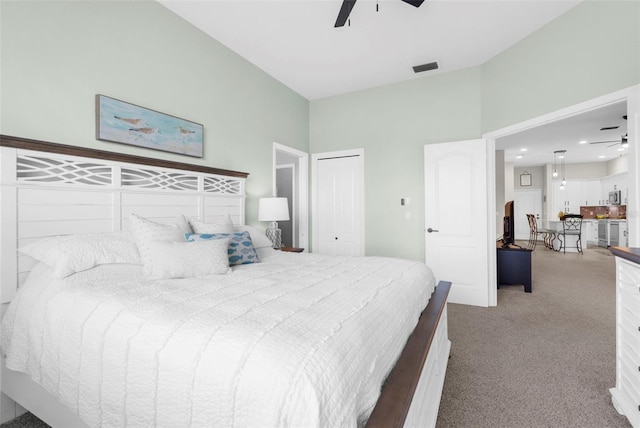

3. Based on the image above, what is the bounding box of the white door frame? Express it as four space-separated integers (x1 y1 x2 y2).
273 142 309 250
276 163 296 246
311 148 365 255
485 85 640 306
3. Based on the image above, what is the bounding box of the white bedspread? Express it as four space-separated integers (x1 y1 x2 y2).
1 250 435 428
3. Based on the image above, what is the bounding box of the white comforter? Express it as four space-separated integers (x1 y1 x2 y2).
1 250 435 428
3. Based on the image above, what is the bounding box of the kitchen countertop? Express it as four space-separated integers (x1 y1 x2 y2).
542 218 626 222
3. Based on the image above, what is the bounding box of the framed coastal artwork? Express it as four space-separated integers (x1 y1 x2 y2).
96 94 204 158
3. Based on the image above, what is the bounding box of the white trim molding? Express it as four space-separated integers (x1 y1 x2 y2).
272 142 309 250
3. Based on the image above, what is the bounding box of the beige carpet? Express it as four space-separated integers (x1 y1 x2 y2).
436 242 632 427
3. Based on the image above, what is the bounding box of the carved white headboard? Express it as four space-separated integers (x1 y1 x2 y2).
0 135 248 304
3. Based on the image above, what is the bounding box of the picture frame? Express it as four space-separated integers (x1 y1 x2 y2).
520 171 532 187
95 94 203 158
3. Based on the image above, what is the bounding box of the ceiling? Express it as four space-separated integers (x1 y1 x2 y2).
159 0 582 100
496 101 628 167
159 0 626 166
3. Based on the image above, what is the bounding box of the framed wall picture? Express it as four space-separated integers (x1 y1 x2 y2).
96 94 203 158
520 171 532 186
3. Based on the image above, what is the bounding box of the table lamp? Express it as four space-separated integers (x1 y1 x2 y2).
258 197 290 248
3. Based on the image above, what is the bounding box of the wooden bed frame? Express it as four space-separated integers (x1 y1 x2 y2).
0 134 451 428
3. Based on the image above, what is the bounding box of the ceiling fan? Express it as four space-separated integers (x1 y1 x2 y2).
589 133 628 147
334 0 426 28
589 114 628 147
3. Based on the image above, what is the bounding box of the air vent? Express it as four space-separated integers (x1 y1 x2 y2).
600 126 620 131
413 62 439 73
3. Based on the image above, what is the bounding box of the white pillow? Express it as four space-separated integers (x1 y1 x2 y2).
234 225 273 249
19 232 141 279
144 239 230 279
129 213 185 276
174 214 193 235
189 215 234 234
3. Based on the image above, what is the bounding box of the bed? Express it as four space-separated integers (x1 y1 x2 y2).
0 135 451 428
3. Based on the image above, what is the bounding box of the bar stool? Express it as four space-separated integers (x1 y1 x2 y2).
526 214 555 250
559 214 584 254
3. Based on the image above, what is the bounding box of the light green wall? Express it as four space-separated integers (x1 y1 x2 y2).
482 0 640 133
0 0 309 225
310 0 639 261
310 68 483 260
3 1 638 260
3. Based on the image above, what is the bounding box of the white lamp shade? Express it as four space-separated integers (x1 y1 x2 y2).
258 197 290 222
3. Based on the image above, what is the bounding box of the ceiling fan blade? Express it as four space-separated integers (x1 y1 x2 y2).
401 0 426 6
335 0 356 28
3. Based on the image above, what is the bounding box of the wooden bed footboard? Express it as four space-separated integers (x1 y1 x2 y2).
366 280 452 428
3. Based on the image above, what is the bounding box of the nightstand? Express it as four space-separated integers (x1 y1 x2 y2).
280 247 304 253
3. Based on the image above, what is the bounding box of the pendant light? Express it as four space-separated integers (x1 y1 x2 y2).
560 151 566 187
554 150 567 189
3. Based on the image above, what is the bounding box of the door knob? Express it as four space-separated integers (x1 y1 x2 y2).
427 228 439 233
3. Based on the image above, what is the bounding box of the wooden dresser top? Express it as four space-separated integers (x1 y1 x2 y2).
609 247 640 265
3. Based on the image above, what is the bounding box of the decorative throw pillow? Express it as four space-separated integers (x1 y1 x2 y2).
233 225 274 249
129 213 185 276
189 215 234 234
185 231 259 265
144 239 230 279
18 232 141 278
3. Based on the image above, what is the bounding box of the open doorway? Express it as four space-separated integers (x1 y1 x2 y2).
495 100 630 224
273 143 309 250
485 85 639 306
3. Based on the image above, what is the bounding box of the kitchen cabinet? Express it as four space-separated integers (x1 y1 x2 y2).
616 174 629 205
601 176 612 203
619 222 628 247
585 180 603 205
549 172 628 220
552 179 582 215
585 220 599 245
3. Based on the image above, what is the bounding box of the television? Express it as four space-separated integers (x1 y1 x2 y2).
503 200 515 245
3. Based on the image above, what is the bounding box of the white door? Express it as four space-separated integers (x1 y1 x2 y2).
313 151 364 256
425 139 489 307
514 189 542 241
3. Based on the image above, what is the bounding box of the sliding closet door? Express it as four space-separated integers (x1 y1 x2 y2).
313 150 364 256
